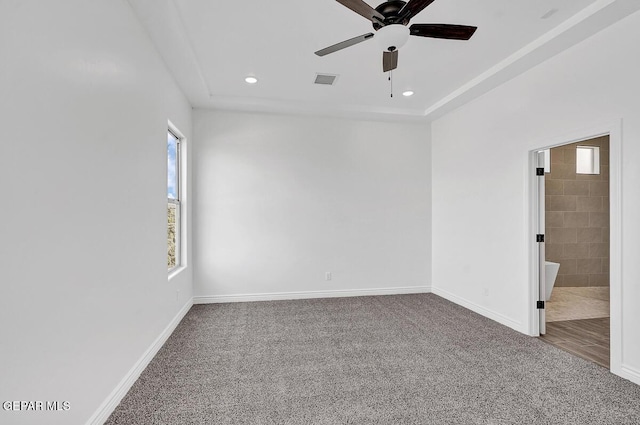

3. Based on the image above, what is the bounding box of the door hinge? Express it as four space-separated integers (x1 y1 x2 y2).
536 167 545 176
536 234 545 243
537 301 545 309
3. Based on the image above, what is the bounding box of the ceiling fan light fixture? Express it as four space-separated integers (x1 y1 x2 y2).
376 24 410 52
244 76 258 84
402 90 414 97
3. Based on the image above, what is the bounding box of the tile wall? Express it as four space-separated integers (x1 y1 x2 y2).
545 136 609 287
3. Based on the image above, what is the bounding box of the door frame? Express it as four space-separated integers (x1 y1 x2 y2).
528 120 622 374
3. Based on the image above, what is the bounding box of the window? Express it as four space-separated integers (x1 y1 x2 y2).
167 128 181 271
576 146 600 175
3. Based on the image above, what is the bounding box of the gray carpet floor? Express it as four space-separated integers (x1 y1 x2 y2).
105 294 640 424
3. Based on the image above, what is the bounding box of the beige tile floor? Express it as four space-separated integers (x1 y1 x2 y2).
546 287 610 322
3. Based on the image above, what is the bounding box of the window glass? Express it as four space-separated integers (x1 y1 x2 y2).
168 132 178 200
168 203 177 270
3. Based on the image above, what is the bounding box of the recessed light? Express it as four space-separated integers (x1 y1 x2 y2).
402 90 414 97
245 76 258 84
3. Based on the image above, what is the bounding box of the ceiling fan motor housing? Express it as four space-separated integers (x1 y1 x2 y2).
372 0 409 30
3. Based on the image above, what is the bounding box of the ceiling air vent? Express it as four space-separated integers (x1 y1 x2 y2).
314 73 339 85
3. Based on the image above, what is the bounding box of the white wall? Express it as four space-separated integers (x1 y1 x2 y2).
431 10 640 382
0 1 193 424
194 110 431 301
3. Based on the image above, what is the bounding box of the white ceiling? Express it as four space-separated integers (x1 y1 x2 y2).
128 0 640 120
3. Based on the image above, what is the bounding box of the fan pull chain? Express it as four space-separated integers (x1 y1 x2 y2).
389 70 393 98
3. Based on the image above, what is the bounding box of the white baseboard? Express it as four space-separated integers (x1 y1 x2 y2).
620 364 640 386
431 286 524 333
194 286 431 304
86 298 193 425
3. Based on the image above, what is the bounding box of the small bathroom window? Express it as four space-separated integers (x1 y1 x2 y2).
576 146 600 175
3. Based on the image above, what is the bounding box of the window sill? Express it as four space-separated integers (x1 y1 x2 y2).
168 265 186 281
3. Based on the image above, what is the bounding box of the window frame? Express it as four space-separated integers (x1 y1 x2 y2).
167 123 184 275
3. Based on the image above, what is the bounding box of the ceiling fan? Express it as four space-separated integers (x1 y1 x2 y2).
315 0 477 72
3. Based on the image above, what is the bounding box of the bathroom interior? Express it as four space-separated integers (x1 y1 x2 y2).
540 136 610 368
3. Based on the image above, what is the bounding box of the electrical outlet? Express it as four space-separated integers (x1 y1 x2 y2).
325 272 332 281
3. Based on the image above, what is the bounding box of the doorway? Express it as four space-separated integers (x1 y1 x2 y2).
534 136 611 368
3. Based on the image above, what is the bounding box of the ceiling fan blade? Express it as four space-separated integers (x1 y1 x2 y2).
409 24 477 40
315 33 375 56
398 0 436 21
382 50 398 72
336 0 385 23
